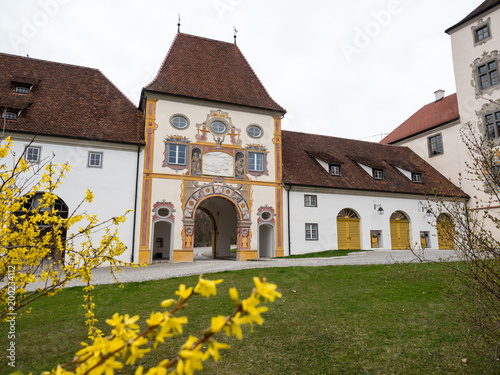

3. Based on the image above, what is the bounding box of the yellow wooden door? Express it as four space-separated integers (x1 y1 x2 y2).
437 216 455 250
337 219 360 249
390 212 410 249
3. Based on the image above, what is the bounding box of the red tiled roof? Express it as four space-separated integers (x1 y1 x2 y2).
145 33 285 113
380 93 459 145
0 53 144 144
446 0 500 34
282 130 467 198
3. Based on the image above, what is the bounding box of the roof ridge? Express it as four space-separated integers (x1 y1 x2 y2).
282 129 400 148
233 43 285 114
0 51 100 72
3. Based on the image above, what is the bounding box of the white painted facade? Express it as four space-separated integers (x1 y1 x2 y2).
283 186 450 254
8 133 141 263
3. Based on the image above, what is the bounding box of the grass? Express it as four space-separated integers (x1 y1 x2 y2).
280 249 371 258
2 263 498 374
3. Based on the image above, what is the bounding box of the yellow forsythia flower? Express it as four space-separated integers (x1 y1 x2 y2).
253 277 282 302
194 276 223 297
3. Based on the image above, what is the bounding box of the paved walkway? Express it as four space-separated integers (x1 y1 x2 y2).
27 248 459 290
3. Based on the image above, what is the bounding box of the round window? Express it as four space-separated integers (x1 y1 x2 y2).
247 125 262 138
261 211 272 221
211 121 227 134
171 116 188 129
157 208 170 217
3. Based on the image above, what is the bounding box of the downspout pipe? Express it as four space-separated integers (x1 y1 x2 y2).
130 144 141 263
284 183 292 256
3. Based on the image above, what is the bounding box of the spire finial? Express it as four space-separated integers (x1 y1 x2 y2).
233 26 238 44
177 13 181 33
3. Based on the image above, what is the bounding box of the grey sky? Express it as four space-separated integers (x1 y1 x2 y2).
0 0 482 141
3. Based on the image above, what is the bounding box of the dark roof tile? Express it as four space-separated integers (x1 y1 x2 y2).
145 33 285 113
0 53 144 145
380 93 459 144
282 130 467 198
446 0 500 33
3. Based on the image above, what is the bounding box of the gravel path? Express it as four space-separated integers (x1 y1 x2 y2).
24 248 459 291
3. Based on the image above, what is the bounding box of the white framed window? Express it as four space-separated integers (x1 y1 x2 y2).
373 169 384 180
304 194 317 207
25 146 41 162
211 121 227 134
247 125 263 139
88 152 103 168
305 223 318 241
329 164 341 176
15 86 29 94
412 173 422 183
428 134 444 156
170 115 189 129
2 111 17 120
248 152 264 172
167 144 187 165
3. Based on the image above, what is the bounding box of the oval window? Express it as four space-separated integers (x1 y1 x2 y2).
261 211 272 221
211 121 227 134
247 125 262 138
171 116 188 129
157 208 170 217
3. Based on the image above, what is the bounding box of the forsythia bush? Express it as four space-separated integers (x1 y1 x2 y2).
0 137 132 333
43 275 281 375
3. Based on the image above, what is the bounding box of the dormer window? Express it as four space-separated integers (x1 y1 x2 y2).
329 164 341 176
15 86 29 94
2 110 17 120
412 173 422 183
373 169 384 180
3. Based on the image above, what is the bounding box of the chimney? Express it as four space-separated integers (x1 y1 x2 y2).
434 89 445 102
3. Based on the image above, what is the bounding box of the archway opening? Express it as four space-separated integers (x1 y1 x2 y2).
152 221 172 261
196 196 238 259
258 224 274 258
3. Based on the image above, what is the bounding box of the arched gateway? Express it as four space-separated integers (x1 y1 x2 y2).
178 183 254 262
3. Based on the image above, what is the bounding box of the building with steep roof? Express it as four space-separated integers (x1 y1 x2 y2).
135 33 286 263
382 0 500 236
2 26 476 263
0 52 144 262
282 130 466 254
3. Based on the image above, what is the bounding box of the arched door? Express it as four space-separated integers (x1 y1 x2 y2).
337 209 360 250
437 214 455 250
258 223 274 258
390 211 410 249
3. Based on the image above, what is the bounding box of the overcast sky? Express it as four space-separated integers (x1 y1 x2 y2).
0 0 483 141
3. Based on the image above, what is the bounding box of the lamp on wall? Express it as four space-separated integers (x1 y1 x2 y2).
426 209 433 217
374 204 384 215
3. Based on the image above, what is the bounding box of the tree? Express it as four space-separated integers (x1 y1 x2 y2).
420 121 500 365
0 136 131 336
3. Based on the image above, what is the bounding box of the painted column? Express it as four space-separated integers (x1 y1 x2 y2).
138 98 158 264
273 116 284 257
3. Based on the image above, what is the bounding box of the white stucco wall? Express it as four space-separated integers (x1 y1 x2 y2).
283 186 450 255
7 133 141 263
448 4 500 207
394 120 464 187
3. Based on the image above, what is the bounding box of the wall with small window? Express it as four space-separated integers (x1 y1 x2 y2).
392 123 462 187
9 133 141 263
283 185 449 255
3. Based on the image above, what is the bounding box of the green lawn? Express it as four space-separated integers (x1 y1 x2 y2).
2 263 498 374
